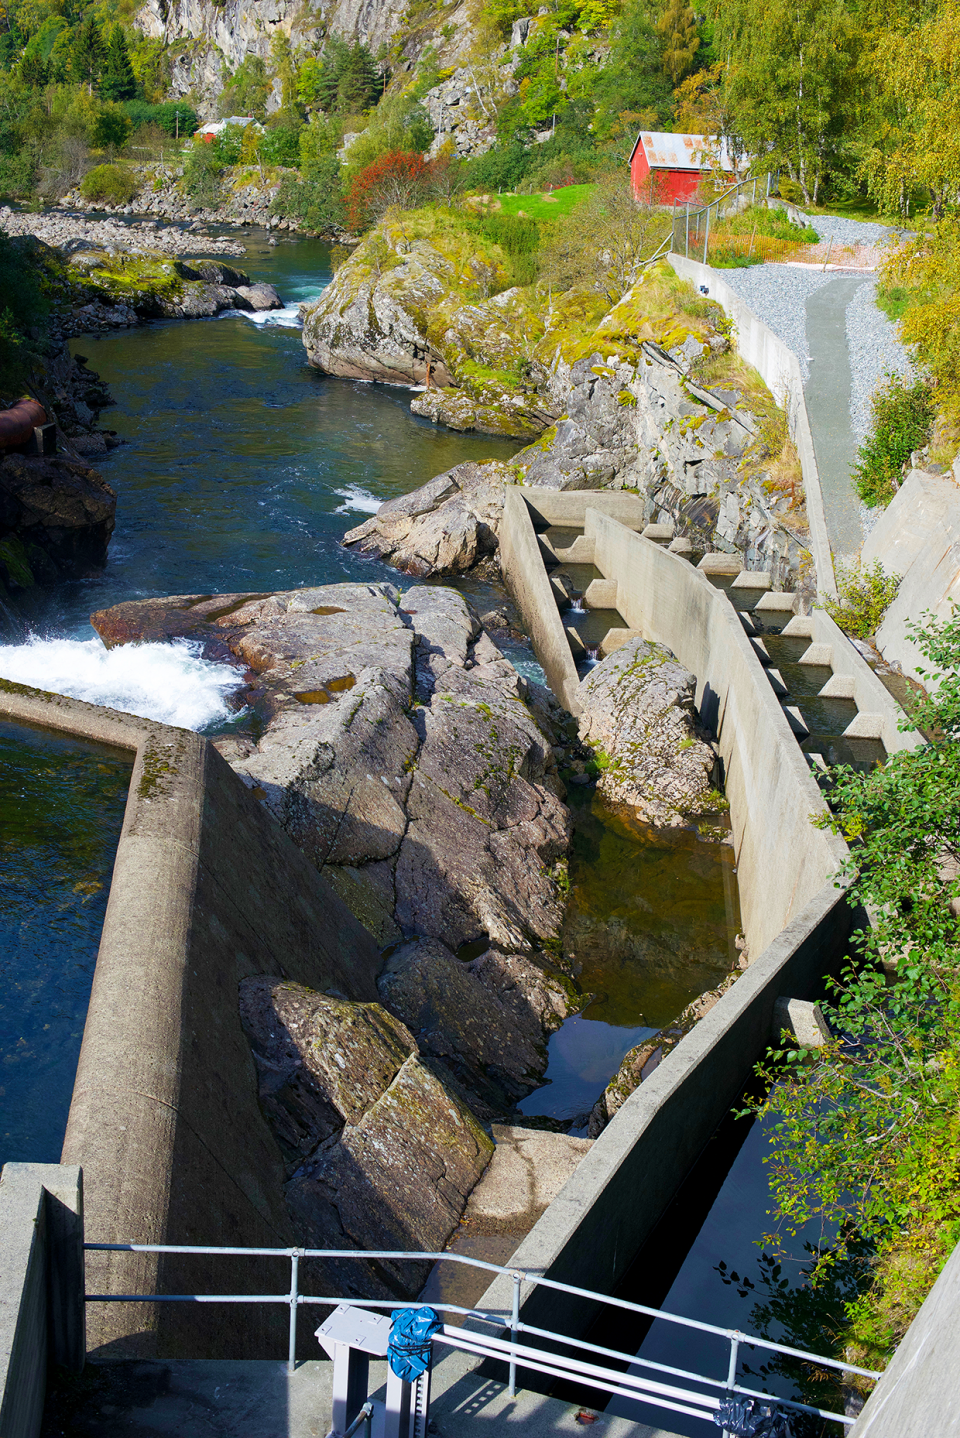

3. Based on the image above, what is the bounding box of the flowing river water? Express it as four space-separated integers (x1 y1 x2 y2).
0 227 838 1431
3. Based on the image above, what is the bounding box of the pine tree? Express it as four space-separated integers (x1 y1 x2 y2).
100 24 137 103
71 15 106 90
19 47 49 88
656 0 700 87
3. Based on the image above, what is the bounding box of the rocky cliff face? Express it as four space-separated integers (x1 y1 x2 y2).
136 0 478 115
323 227 807 587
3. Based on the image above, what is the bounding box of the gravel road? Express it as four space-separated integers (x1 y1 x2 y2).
719 213 913 431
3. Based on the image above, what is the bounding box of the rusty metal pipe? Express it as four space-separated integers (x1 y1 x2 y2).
0 397 47 449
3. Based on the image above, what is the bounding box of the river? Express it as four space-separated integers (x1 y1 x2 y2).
0 226 848 1431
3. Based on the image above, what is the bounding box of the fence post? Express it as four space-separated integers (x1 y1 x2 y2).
703 204 711 265
721 1333 740 1438
508 1272 521 1398
288 1250 301 1374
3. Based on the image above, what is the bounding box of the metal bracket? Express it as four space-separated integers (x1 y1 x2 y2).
316 1304 432 1438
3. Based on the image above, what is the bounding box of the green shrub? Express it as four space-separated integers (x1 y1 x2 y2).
467 210 542 284
122 100 199 139
852 373 936 506
0 152 34 197
0 232 49 394
821 558 900 639
273 153 344 233
79 162 138 205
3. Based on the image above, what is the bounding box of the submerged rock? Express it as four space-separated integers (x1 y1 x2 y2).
578 636 717 828
587 1040 662 1139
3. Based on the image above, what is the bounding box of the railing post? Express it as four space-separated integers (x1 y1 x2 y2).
721 1333 740 1438
288 1250 301 1374
508 1271 521 1398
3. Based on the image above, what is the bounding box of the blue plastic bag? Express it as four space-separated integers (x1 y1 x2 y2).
388 1306 442 1382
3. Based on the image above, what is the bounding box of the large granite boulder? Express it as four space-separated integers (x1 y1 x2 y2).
578 636 717 827
240 976 493 1296
343 459 514 576
300 214 555 439
0 452 116 587
377 937 571 1110
91 581 571 958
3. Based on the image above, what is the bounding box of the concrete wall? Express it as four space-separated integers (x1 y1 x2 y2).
517 490 648 530
667 253 837 598
806 608 924 754
850 1234 960 1437
0 681 383 1361
862 466 960 689
473 879 860 1361
585 508 847 957
0 1164 84 1438
500 486 584 714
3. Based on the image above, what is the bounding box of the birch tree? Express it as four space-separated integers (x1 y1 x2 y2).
714 0 856 204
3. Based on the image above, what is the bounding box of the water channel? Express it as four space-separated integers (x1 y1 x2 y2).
0 227 841 1427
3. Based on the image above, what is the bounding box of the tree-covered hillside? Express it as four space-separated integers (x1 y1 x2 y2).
0 0 958 220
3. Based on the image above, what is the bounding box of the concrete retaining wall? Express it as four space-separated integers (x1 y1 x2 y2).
0 682 383 1361
500 487 584 714
585 508 846 956
862 466 960 689
0 1164 84 1438
850 1234 960 1437
667 253 837 598
474 879 860 1361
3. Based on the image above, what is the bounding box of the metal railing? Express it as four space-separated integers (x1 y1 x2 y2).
84 1241 881 1431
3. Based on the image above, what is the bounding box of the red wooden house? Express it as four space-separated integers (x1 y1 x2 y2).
629 131 742 204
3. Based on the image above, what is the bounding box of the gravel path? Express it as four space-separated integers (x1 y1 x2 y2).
845 279 914 449
718 213 912 391
712 264 836 379
717 212 916 551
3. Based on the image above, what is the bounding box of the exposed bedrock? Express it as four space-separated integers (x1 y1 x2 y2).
239 977 493 1296
577 636 717 829
378 938 570 1114
343 460 515 577
91 576 575 1052
344 347 803 587
0 451 116 591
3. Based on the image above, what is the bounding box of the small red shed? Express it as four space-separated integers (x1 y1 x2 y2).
629 131 742 204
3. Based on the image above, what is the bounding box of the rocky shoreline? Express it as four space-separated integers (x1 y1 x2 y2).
0 205 245 256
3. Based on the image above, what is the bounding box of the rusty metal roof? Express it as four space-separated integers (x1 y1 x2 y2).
629 131 742 172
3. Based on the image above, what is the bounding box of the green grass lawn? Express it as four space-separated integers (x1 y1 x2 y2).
496 183 596 221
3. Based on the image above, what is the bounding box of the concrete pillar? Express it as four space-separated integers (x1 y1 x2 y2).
0 1163 84 1438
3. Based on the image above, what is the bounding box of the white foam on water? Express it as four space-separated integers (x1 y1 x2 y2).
334 485 383 515
0 635 246 731
222 302 303 329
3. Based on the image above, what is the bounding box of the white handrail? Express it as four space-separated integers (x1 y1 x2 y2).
83 1239 880 1429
